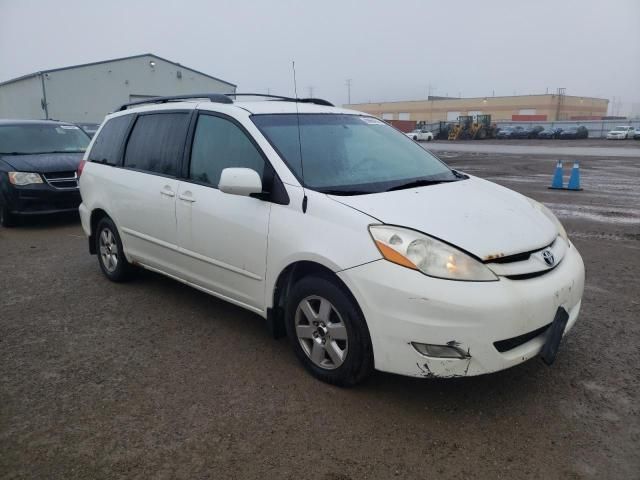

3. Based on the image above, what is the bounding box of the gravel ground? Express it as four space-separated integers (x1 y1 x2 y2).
1 145 639 479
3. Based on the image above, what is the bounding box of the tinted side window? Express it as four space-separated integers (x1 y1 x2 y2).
124 113 189 176
189 115 264 187
88 115 133 165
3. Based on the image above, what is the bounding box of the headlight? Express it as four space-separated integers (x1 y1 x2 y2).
526 198 569 243
369 225 498 281
8 172 43 186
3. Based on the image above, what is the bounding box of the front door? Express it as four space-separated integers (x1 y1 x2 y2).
176 113 271 312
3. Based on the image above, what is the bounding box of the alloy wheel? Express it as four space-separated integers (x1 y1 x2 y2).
294 295 348 370
99 227 119 273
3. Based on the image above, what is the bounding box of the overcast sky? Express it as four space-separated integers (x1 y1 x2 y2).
1 0 639 114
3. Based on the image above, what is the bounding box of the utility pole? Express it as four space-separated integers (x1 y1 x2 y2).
345 79 352 104
307 86 314 97
556 87 566 120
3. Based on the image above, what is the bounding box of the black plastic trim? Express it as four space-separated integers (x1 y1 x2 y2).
494 323 551 353
118 93 232 111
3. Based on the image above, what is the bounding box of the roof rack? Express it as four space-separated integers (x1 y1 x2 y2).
118 93 233 111
117 92 334 111
227 93 334 107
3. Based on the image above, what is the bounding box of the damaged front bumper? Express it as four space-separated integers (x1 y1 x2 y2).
338 243 585 378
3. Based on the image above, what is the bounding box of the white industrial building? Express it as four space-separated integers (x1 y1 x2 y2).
0 53 236 123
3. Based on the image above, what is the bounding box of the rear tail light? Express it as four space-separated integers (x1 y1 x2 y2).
77 159 87 178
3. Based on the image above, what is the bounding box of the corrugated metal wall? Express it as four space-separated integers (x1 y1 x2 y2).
0 55 236 123
0 76 45 120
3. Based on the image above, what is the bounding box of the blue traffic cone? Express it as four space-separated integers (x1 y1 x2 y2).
567 161 582 191
549 160 564 189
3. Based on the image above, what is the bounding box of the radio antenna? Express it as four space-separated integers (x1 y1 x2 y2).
292 61 308 213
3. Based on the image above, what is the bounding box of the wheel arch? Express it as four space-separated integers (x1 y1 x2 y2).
267 260 365 340
88 208 111 255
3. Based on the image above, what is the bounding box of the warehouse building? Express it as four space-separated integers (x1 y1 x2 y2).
0 54 236 123
345 94 609 123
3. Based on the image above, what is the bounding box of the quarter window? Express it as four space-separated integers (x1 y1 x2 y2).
124 113 189 176
88 115 133 166
189 115 265 187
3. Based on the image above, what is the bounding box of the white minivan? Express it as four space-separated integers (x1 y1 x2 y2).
78 94 585 386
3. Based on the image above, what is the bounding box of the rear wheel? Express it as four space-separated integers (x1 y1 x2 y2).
0 204 16 227
95 217 133 282
285 275 374 387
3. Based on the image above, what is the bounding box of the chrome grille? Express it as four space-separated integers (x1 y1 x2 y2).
43 171 78 189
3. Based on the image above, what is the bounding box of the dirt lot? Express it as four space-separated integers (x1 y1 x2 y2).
1 145 639 479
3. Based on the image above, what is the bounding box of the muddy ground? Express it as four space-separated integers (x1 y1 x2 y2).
1 145 639 479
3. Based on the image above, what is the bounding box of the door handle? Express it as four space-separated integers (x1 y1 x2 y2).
161 186 175 197
178 193 196 203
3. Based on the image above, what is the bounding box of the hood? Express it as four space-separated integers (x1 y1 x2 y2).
0 152 83 173
330 176 557 260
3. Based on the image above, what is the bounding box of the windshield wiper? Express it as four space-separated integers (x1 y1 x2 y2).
386 178 458 192
41 150 86 154
320 189 373 196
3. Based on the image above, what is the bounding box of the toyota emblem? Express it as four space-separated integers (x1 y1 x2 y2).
542 250 555 267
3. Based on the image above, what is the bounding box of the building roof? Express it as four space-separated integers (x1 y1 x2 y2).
0 53 236 88
346 93 608 106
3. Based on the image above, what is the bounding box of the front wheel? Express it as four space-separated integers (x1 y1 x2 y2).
95 217 133 282
285 276 374 387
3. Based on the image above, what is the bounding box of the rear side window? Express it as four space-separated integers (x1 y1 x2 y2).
189 114 265 187
88 115 133 165
124 113 190 176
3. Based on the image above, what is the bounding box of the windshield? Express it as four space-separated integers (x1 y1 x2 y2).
252 114 457 194
613 127 628 131
0 124 90 154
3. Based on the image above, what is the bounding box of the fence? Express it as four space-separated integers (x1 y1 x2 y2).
418 119 640 138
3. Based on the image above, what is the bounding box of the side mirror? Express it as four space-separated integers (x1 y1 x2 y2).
218 168 262 197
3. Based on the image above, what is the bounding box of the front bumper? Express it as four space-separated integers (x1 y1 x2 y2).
3 183 81 215
338 243 585 378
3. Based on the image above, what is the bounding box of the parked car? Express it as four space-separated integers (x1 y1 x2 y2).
606 125 635 140
405 128 434 142
511 127 534 139
537 127 564 139
528 125 545 138
496 126 524 138
77 122 100 138
0 119 89 227
559 126 589 139
78 94 585 386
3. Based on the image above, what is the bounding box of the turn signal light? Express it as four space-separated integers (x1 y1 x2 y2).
77 159 86 178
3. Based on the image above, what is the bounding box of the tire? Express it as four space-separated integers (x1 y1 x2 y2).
285 275 374 387
0 204 16 227
413 136 418 141
427 136 432 142
95 216 133 282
